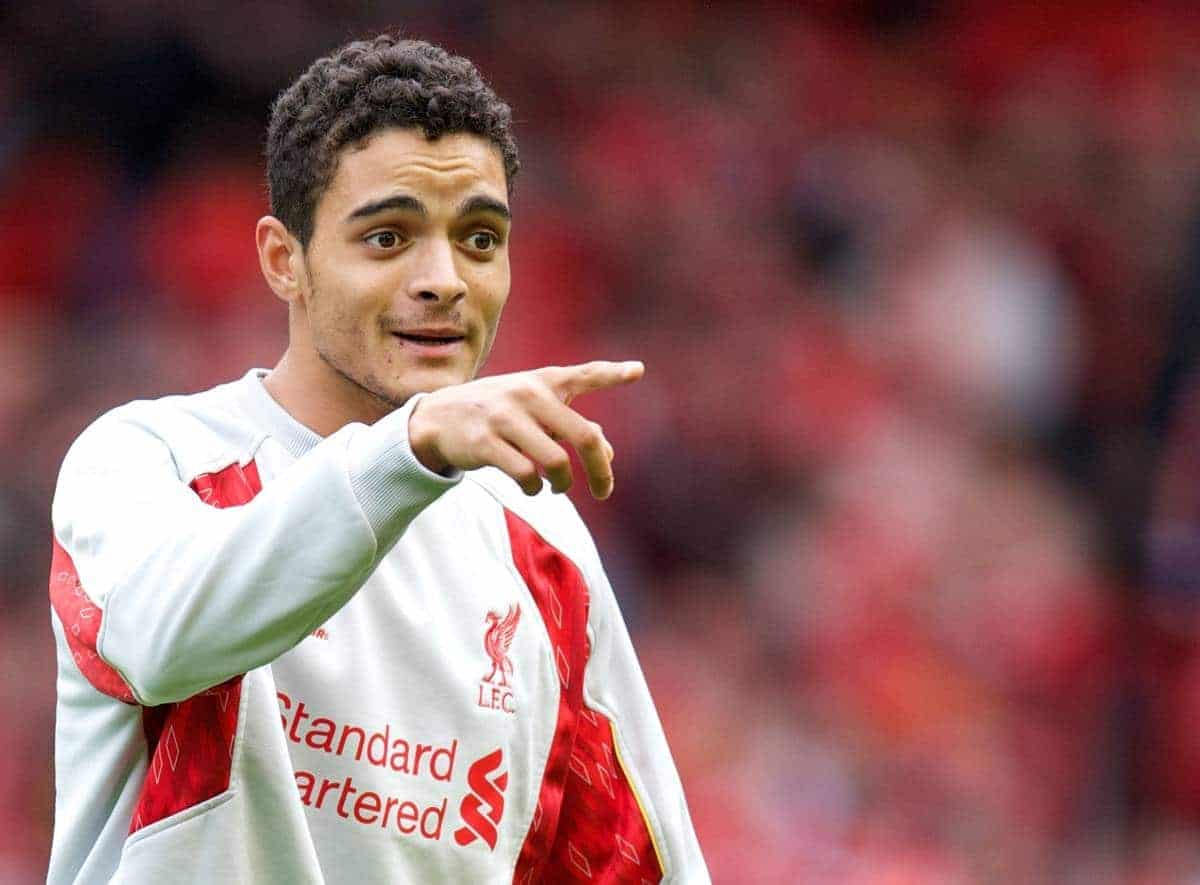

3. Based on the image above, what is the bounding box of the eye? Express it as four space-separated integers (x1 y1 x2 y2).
465 230 499 253
364 230 404 250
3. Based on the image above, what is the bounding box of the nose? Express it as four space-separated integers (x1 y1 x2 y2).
407 238 467 305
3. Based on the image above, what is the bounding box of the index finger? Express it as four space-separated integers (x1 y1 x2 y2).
538 360 645 403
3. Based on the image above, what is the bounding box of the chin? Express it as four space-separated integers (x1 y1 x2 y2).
382 366 471 402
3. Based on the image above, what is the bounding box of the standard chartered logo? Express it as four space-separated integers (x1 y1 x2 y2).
453 748 509 850
279 694 519 852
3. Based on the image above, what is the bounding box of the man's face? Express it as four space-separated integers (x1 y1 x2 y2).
299 128 511 408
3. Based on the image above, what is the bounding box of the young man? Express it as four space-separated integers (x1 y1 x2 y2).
47 34 708 884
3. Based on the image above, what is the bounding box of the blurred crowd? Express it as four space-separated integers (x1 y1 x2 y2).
6 1 1200 881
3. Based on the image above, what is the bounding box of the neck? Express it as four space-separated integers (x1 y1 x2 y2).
262 348 393 437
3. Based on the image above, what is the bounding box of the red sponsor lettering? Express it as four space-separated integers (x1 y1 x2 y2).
293 769 446 839
277 692 457 780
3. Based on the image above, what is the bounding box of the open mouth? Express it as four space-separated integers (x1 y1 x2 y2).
394 333 466 345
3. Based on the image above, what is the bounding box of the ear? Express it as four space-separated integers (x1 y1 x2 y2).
256 216 307 304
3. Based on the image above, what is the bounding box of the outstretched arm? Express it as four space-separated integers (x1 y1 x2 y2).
51 361 644 707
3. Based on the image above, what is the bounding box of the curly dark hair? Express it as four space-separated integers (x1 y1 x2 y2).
266 33 519 247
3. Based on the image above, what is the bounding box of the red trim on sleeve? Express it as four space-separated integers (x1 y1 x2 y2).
127 459 263 834
505 510 663 884
49 539 137 705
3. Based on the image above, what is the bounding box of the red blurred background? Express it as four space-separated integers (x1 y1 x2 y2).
6 1 1200 881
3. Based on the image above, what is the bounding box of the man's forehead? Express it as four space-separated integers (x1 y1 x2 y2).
326 128 507 211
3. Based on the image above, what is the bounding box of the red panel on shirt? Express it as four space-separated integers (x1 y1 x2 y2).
190 459 261 508
128 459 263 834
49 539 137 705
505 510 663 884
130 675 244 833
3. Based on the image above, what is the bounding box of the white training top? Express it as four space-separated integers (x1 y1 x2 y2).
47 369 708 884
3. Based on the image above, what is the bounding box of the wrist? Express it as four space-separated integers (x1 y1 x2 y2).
408 400 450 475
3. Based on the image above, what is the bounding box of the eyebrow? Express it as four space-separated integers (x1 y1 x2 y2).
344 192 511 225
345 194 427 223
457 195 511 221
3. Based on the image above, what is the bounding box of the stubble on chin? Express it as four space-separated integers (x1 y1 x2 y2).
306 290 499 415
306 280 410 414
318 347 409 413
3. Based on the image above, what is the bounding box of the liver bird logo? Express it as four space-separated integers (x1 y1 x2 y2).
483 604 521 687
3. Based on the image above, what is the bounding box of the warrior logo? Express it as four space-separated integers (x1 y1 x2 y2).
454 748 508 849
483 604 521 687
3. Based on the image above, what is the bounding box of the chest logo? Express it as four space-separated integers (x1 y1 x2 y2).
453 748 508 850
477 604 520 714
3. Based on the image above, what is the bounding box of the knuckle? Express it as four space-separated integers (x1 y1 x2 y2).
532 366 559 385
511 382 538 405
580 422 604 448
538 366 566 389
487 409 515 434
520 378 552 407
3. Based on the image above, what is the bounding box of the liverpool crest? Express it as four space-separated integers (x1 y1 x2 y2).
477 604 520 713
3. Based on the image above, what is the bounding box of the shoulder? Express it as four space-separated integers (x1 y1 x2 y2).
61 373 267 483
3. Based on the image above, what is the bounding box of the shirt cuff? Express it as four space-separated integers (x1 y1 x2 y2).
346 393 462 544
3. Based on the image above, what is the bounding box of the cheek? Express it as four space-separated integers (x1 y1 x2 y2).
306 296 381 374
475 287 508 370
474 265 510 325
482 288 508 325
308 264 387 341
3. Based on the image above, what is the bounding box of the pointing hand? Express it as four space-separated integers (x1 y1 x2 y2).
407 361 644 499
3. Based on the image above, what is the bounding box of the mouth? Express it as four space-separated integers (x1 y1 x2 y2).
394 332 465 344
391 328 468 355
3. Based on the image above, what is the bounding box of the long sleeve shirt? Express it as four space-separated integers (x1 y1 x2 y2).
47 368 708 884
